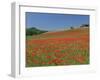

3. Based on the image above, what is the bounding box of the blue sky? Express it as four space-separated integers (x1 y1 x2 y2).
26 12 89 31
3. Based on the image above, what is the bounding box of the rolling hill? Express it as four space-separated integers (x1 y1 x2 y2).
28 27 89 40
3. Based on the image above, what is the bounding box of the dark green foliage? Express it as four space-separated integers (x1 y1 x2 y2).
80 24 89 27
26 27 48 36
70 26 74 29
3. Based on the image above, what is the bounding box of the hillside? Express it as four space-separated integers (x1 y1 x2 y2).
26 27 89 67
26 27 48 36
29 27 89 40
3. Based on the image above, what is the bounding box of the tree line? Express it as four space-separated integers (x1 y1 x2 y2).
26 27 48 36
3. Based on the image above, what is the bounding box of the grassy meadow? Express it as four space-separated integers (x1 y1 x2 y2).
26 27 89 67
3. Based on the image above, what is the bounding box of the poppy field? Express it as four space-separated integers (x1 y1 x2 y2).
26 28 89 67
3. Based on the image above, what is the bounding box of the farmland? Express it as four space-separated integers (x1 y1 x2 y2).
26 27 89 67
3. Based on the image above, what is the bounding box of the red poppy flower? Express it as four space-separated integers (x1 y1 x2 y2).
32 52 35 57
46 55 51 58
55 50 60 53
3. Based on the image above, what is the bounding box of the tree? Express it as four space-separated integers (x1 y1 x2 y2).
70 26 74 29
26 27 48 36
80 24 89 28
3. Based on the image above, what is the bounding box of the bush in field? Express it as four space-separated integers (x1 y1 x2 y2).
80 24 89 28
70 26 74 29
26 27 48 36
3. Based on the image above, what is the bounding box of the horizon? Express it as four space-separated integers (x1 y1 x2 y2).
26 12 89 31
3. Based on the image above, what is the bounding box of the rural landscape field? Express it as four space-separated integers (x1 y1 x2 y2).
26 12 89 67
26 27 89 67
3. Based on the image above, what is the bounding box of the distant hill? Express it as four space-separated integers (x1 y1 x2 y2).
30 27 89 40
26 27 48 36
